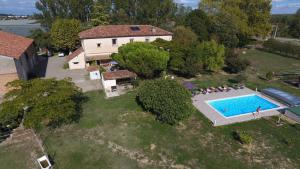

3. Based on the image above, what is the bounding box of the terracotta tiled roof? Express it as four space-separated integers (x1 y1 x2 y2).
86 66 99 72
0 31 34 59
79 25 173 39
66 47 83 62
103 70 137 80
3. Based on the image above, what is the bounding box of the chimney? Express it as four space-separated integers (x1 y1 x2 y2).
151 27 157 33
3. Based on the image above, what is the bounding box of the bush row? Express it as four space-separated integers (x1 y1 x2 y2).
263 39 300 58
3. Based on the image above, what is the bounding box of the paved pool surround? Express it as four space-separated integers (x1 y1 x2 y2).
193 87 286 126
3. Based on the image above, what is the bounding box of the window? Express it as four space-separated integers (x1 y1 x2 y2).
73 62 79 64
130 39 134 43
145 38 150 43
97 43 101 48
112 39 117 45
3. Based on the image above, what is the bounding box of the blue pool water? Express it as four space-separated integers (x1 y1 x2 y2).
208 95 280 117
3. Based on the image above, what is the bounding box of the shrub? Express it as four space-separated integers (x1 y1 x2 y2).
99 66 106 73
63 63 69 69
112 42 170 78
266 71 275 81
137 79 194 125
263 39 300 58
225 50 250 73
233 131 253 144
235 73 248 83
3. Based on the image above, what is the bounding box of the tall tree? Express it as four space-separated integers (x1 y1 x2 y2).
112 0 177 26
50 19 81 52
89 2 110 26
173 26 198 47
201 0 272 38
197 40 225 72
35 0 93 28
185 9 210 41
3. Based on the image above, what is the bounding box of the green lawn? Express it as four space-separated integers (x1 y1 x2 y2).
37 91 300 169
241 49 300 74
192 49 300 97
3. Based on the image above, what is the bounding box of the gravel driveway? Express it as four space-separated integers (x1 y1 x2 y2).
43 56 102 92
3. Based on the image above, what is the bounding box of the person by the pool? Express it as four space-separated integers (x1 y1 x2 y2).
256 106 261 115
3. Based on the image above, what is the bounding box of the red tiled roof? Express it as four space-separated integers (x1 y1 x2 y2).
86 66 99 72
0 31 34 59
66 47 83 62
79 25 173 39
103 70 137 80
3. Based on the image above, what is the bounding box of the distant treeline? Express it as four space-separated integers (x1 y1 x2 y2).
263 39 300 58
271 10 300 38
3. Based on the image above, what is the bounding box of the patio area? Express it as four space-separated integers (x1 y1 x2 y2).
192 87 286 126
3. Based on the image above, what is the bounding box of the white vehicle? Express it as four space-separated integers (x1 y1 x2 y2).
58 52 65 57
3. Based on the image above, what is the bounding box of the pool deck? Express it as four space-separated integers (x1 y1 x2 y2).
192 87 286 126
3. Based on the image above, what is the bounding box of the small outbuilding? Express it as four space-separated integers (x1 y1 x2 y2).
66 47 85 70
101 70 137 93
87 66 101 80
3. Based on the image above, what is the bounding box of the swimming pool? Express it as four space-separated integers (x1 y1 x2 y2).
207 95 280 118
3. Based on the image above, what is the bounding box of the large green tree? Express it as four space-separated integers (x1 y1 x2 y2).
35 0 93 28
111 0 177 25
50 19 81 51
152 39 203 77
201 0 272 38
28 28 51 49
137 79 194 125
0 79 84 129
89 2 110 26
197 40 225 72
185 9 210 41
112 42 170 78
173 26 198 47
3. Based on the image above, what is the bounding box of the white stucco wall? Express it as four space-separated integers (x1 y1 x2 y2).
89 70 101 80
82 35 172 57
101 74 116 92
68 52 86 70
0 55 17 74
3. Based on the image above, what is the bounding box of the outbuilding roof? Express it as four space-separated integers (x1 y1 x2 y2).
103 70 137 80
79 25 172 39
66 47 83 62
0 31 34 59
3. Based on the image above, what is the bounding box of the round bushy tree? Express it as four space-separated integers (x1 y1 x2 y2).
112 42 170 78
0 78 84 129
197 40 225 72
137 79 194 125
50 19 81 52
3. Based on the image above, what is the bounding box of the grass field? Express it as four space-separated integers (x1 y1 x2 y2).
38 91 300 169
2 49 300 169
192 49 300 97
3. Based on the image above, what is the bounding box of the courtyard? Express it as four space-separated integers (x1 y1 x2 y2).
42 56 102 92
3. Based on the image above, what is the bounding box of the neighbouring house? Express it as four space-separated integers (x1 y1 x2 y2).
0 31 37 94
101 70 137 97
66 25 173 69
